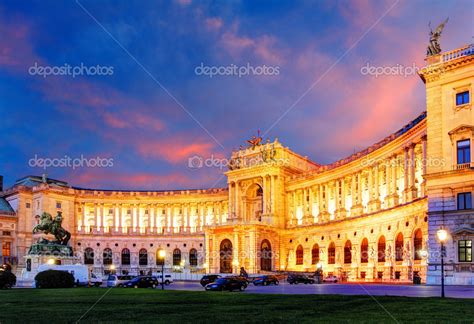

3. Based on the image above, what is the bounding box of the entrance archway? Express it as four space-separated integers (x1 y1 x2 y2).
245 183 263 221
260 239 272 271
219 239 233 273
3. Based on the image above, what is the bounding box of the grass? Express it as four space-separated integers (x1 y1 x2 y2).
0 288 472 323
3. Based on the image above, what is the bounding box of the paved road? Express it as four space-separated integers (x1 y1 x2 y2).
167 281 474 299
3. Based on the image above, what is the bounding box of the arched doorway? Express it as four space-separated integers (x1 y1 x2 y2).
260 239 272 271
245 184 263 221
413 229 423 260
344 240 352 264
220 239 233 273
395 233 404 261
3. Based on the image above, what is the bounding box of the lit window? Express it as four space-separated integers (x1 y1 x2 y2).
458 240 472 262
456 91 470 106
26 202 31 208
2 242 11 256
457 192 472 210
296 245 304 265
457 139 471 164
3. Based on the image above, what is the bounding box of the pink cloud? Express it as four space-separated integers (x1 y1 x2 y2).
136 137 217 164
205 17 223 31
219 26 284 64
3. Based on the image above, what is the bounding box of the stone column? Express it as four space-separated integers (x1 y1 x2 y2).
391 155 399 206
351 174 363 216
235 181 240 220
270 175 275 214
421 135 427 196
308 186 314 217
262 176 267 215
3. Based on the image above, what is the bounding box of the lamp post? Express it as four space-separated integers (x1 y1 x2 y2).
436 228 448 298
158 250 166 290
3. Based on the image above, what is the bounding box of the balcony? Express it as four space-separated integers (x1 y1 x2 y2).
442 44 474 63
452 162 474 171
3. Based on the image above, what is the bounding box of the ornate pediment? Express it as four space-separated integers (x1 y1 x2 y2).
448 124 474 142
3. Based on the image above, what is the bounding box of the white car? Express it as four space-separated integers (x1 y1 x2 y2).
322 275 338 283
157 274 173 285
106 275 135 287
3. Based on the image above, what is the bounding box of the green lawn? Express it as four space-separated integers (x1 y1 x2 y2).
0 288 472 323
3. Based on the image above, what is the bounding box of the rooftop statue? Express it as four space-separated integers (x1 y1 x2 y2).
426 18 448 56
247 130 263 148
33 211 71 246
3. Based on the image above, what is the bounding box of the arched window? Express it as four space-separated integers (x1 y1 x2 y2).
328 242 336 264
395 233 404 261
156 249 165 266
173 248 181 266
121 248 131 265
295 245 304 265
311 244 320 265
414 229 423 260
189 248 198 266
139 248 148 266
344 240 352 264
378 236 386 262
103 248 113 265
360 238 369 263
84 247 94 265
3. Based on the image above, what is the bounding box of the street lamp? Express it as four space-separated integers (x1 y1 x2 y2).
437 228 448 298
158 250 166 290
110 264 116 275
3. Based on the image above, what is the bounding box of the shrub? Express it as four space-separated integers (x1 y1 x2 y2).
35 270 74 288
0 270 16 289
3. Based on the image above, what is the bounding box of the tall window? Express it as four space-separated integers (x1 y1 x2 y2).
189 248 198 266
295 245 304 265
456 91 470 106
84 247 94 265
121 248 130 265
173 248 181 266
377 236 386 262
328 242 336 264
2 242 11 257
458 240 472 262
139 249 148 266
103 248 113 265
457 139 471 164
414 229 423 261
156 249 165 266
457 192 472 210
360 238 369 263
395 233 404 262
344 241 352 264
311 244 320 265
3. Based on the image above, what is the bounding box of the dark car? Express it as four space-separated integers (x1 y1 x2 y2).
119 276 159 288
287 274 315 285
200 274 221 287
253 275 279 286
205 277 247 292
0 268 16 289
226 275 249 287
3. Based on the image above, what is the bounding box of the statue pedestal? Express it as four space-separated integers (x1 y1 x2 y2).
17 243 79 287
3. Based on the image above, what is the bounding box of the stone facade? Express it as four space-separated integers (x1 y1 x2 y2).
1 43 473 284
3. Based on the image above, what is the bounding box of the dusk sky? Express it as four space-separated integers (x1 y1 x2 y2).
0 0 472 190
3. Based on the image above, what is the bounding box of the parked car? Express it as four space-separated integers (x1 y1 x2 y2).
200 274 221 287
0 264 16 289
119 276 159 288
323 275 338 283
253 275 279 286
205 277 247 292
157 274 173 285
107 275 135 287
226 275 249 287
287 274 315 285
37 264 102 287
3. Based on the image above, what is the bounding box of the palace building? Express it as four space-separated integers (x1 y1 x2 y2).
1 43 473 285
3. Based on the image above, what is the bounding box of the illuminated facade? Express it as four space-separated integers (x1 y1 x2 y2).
0 43 473 284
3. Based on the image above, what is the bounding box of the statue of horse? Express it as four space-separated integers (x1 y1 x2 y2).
33 211 71 246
